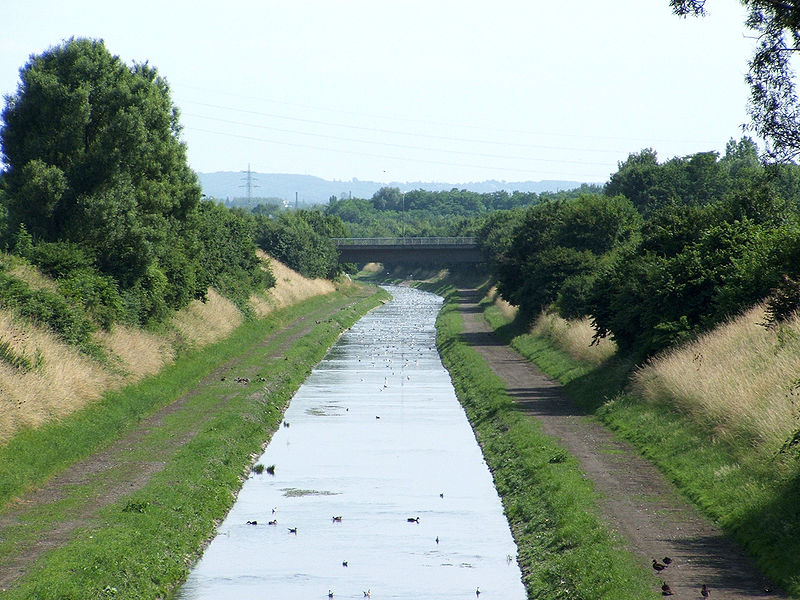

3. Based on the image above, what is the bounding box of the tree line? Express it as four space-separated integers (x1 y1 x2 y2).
478 139 800 359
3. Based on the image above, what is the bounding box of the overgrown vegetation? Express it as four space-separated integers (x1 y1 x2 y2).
478 138 800 359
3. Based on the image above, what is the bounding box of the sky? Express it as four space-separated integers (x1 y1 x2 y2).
1 1 758 185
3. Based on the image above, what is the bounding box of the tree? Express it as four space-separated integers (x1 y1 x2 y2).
496 194 641 318
371 187 403 211
1 38 204 324
670 0 800 161
255 210 346 279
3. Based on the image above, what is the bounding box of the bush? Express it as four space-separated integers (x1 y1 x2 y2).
0 272 96 351
58 268 123 329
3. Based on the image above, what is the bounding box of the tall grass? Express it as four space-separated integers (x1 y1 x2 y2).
484 287 616 367
170 288 244 348
0 255 335 446
0 312 113 445
251 252 337 316
632 303 800 451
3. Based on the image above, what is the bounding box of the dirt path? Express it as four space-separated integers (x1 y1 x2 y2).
456 289 785 600
0 288 374 590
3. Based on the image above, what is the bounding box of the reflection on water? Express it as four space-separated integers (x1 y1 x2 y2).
176 286 526 600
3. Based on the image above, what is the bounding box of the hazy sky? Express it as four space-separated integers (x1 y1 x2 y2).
2 1 756 184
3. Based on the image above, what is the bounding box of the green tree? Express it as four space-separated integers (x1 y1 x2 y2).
1 38 203 324
371 187 403 211
496 194 641 318
256 210 346 279
671 1 800 161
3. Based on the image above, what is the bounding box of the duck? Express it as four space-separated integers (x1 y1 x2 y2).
701 583 710 597
661 582 673 596
363 591 371 598
342 560 348 567
652 559 666 572
332 515 343 523
268 519 277 526
246 520 257 525
288 527 298 534
328 591 334 598
662 556 672 565
476 588 481 597
407 516 420 523
435 536 439 544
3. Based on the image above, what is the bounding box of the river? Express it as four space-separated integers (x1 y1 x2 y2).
176 285 526 599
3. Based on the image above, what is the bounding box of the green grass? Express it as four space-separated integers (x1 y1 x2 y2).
432 283 659 600
481 293 800 596
0 285 389 599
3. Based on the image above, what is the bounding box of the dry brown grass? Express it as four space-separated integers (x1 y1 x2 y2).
487 286 519 321
7 261 59 293
486 286 615 366
0 312 112 444
171 288 243 348
0 254 338 445
631 304 800 450
531 311 617 366
94 325 174 380
251 251 335 317
358 262 383 275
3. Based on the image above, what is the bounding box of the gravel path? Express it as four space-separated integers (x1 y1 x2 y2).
457 288 785 600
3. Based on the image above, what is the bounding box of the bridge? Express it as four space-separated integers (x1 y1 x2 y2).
333 237 483 264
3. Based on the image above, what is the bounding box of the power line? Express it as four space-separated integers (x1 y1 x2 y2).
182 101 631 155
184 126 611 180
183 113 613 166
173 84 722 146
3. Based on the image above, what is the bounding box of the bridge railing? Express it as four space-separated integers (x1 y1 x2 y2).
332 237 477 246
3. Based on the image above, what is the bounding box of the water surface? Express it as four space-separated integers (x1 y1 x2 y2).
177 286 526 599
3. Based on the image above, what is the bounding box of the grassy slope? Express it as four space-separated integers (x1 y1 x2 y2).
425 281 659 600
481 300 800 596
0 285 389 599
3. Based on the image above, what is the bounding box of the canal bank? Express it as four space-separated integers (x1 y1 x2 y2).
0 284 388 599
426 281 661 600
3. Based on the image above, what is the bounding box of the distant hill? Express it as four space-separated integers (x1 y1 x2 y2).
197 171 592 205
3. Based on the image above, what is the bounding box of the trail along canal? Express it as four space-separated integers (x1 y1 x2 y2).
176 286 526 599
